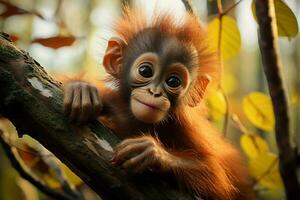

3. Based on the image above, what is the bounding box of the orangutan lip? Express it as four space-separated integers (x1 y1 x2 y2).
133 97 160 110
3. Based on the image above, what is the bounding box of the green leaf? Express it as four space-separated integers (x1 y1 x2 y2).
208 16 241 60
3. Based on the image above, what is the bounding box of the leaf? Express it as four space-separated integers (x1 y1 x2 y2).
10 35 19 43
221 71 237 94
61 163 83 186
16 136 73 189
32 36 76 49
0 119 79 192
252 0 298 39
240 133 269 159
207 90 227 120
0 0 44 19
243 92 275 132
249 152 283 190
274 0 299 37
0 117 18 140
208 16 241 60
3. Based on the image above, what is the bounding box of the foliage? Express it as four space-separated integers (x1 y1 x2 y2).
206 0 298 199
208 15 241 60
243 92 275 132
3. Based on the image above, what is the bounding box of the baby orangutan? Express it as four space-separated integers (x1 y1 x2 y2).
63 8 252 200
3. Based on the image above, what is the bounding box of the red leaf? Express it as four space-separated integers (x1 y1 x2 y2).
18 144 51 174
0 0 44 19
10 35 19 42
32 36 76 49
18 145 38 164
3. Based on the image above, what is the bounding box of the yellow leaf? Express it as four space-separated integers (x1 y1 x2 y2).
249 153 283 190
61 163 83 186
275 0 299 37
0 117 18 140
252 0 298 38
208 16 241 60
43 174 61 188
243 92 275 132
221 71 237 95
240 134 269 159
207 90 227 120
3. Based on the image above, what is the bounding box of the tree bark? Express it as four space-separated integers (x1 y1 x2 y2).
0 32 193 200
255 1 300 199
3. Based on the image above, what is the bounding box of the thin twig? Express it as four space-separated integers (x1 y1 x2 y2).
181 0 196 13
223 0 244 15
219 87 229 135
217 0 223 15
231 114 248 134
217 2 223 64
215 0 230 136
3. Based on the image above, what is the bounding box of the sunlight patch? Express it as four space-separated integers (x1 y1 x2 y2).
95 135 113 152
28 77 53 97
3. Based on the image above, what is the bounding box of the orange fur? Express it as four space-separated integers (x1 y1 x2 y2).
97 8 252 199
115 7 219 106
170 105 252 199
62 7 253 199
111 7 252 199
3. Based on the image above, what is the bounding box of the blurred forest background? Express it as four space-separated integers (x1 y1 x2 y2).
0 0 299 199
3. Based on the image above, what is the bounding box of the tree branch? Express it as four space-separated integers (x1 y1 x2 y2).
223 0 243 15
181 0 196 13
255 0 300 199
0 32 193 200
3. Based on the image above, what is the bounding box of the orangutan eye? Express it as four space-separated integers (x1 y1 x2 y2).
138 63 153 78
166 75 181 88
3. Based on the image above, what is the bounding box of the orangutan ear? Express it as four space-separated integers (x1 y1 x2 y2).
103 37 126 78
185 74 211 107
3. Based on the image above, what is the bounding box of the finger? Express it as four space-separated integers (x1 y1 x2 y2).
90 87 102 117
121 148 149 169
78 84 92 122
113 142 149 165
132 149 154 173
69 85 82 121
63 85 74 116
115 137 151 152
